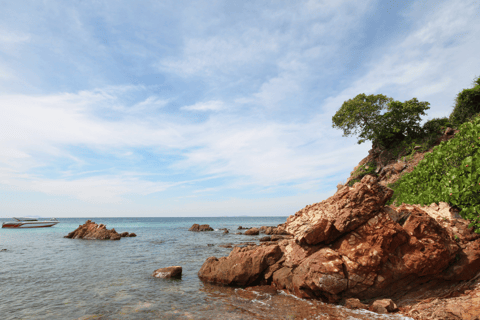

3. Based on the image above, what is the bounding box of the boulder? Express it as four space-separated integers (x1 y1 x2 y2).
152 266 182 279
344 298 368 310
119 232 129 237
284 175 393 245
64 220 124 240
259 236 272 242
264 226 291 236
189 224 214 232
128 233 137 237
244 228 259 235
198 243 282 286
370 299 397 313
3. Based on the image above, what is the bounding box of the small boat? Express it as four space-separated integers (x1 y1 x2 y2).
2 217 60 228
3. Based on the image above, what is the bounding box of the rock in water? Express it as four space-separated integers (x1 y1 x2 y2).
244 228 259 235
152 266 182 279
64 220 127 240
188 224 214 232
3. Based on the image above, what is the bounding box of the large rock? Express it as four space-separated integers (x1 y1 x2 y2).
64 220 124 240
284 175 393 245
198 243 282 286
188 224 214 232
244 228 259 235
197 175 480 311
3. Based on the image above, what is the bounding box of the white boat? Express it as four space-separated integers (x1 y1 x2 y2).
2 217 60 228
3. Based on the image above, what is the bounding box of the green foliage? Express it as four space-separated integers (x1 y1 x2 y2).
332 94 430 148
348 162 377 187
450 76 480 127
390 116 480 232
423 117 452 135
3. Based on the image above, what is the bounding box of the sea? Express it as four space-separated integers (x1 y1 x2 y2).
0 217 413 320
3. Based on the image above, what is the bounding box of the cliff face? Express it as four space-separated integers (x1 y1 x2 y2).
198 135 480 318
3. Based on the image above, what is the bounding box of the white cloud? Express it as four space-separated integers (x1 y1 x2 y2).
181 100 225 112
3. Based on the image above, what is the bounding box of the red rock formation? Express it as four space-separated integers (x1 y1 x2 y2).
188 224 214 231
285 175 393 245
244 228 260 235
198 243 282 286
64 220 125 240
197 175 480 317
152 266 182 278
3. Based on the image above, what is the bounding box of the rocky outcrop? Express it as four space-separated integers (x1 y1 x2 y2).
188 224 214 232
64 220 130 240
244 228 260 235
152 266 182 279
198 175 480 317
285 175 393 246
198 243 282 286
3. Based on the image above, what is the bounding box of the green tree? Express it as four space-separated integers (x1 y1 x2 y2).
332 93 430 148
450 76 480 127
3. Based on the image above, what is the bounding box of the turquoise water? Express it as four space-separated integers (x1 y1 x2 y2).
0 217 411 320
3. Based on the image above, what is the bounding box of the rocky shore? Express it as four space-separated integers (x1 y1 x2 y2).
198 175 480 319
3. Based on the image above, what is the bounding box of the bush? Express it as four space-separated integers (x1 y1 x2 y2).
450 76 480 127
423 117 452 135
389 116 480 232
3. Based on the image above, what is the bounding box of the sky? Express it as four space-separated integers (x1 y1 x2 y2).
0 0 479 218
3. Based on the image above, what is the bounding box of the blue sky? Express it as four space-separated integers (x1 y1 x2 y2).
1 0 479 217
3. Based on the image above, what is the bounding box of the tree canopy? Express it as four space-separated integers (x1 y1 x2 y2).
332 93 430 148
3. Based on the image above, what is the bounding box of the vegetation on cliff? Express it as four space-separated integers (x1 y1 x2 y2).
334 75 480 232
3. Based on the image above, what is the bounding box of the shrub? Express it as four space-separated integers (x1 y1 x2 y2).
450 76 480 127
390 116 480 232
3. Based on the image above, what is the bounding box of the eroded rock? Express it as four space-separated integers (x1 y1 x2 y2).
284 175 393 245
64 220 125 240
197 175 480 312
189 224 214 232
198 243 282 286
244 228 260 235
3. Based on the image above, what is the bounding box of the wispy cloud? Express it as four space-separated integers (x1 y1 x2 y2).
0 0 479 215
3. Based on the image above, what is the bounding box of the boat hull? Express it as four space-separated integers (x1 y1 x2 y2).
2 222 59 228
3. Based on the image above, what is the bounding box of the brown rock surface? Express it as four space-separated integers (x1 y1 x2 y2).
244 228 260 235
152 266 182 278
64 220 126 240
284 175 393 245
198 243 282 286
344 298 368 310
189 224 214 232
197 175 480 318
370 299 398 313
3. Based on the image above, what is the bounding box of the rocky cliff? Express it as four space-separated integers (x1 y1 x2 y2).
198 174 480 319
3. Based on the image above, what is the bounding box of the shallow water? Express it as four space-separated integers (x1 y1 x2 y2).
0 217 412 320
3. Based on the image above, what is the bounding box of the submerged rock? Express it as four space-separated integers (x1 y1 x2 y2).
189 224 214 232
152 266 182 279
64 220 130 240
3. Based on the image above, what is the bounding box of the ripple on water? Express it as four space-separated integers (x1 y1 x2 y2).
1 217 413 320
